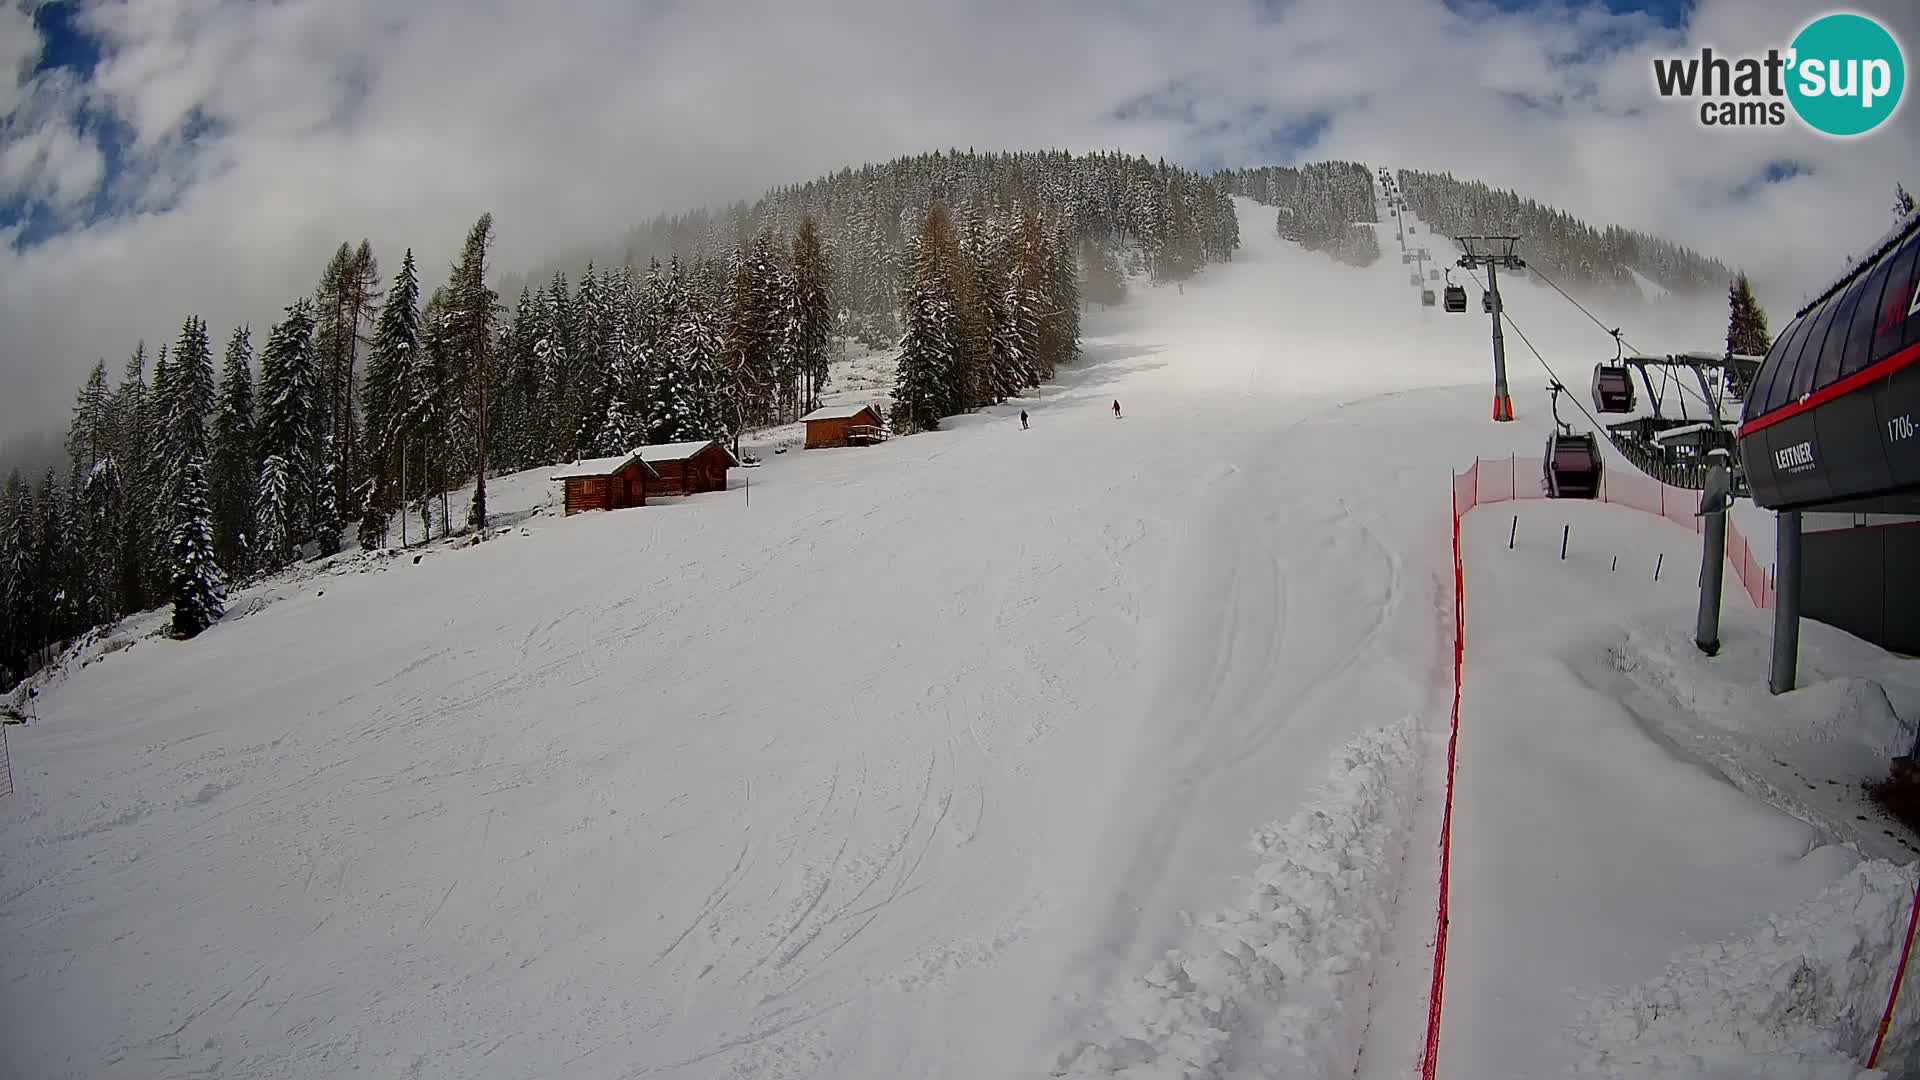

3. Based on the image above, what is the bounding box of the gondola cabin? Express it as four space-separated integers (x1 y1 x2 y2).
800 403 886 448
552 451 660 516
1590 364 1637 413
637 439 739 496
1410 273 1422 286
1544 432 1604 498
1443 285 1467 312
1429 269 1440 281
1421 288 1437 307
1482 291 1493 314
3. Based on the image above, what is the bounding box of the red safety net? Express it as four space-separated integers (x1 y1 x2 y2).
1426 454 1778 1080
1449 454 1775 609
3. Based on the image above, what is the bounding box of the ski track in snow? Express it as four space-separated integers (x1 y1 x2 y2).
0 196 1773 1080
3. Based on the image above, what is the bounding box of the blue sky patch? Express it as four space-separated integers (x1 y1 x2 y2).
31 1 103 79
1729 159 1814 200
1442 0 1693 28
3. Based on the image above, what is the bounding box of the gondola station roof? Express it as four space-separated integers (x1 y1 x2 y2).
1738 211 1920 513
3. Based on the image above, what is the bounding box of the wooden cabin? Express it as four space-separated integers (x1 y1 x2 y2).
637 439 739 496
552 451 659 516
800 403 887 449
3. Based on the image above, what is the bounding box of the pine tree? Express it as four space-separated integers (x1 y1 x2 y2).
255 455 293 570
568 262 608 459
155 316 222 621
638 259 675 440
1046 222 1082 370
1897 184 1916 219
358 249 420 549
792 216 834 413
1 469 34 684
67 360 112 471
721 246 767 442
415 287 459 537
1726 274 1772 357
111 346 154 614
212 326 257 575
597 267 646 455
658 259 728 444
893 219 961 433
168 455 223 638
163 316 216 484
312 433 344 555
312 241 380 513
534 272 573 463
256 299 323 559
33 470 67 665
446 214 502 533
978 214 1028 402
497 286 541 471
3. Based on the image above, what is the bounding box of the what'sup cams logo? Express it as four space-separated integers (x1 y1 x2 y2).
1652 12 1905 136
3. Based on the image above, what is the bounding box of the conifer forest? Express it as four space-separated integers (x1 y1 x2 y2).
0 150 1243 684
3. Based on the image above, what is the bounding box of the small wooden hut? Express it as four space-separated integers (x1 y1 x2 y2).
800 403 887 449
638 440 739 496
552 451 659 515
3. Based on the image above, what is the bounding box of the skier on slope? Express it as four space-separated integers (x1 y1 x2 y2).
1112 400 1122 419
1020 410 1029 430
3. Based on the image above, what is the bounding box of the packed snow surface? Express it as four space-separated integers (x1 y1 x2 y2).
6 195 1916 1080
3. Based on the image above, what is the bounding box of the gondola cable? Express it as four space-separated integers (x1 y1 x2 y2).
1529 263 1733 424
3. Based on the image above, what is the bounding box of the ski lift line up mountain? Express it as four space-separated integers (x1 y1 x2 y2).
1460 261 1746 495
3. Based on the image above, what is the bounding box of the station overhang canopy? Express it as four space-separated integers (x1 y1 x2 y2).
1738 213 1920 513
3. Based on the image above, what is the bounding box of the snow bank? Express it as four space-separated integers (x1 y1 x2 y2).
1615 618 1914 758
1050 716 1423 1078
1567 858 1920 1079
1602 614 1920 861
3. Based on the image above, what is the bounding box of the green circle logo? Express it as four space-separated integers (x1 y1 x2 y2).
1787 12 1905 136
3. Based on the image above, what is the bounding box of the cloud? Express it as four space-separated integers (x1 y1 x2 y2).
0 0 1915 444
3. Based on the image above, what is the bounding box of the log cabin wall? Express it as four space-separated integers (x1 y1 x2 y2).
564 476 613 515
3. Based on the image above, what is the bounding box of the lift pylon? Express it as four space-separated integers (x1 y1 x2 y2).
1457 236 1525 422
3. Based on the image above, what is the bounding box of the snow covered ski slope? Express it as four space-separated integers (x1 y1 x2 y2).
8 195 1913 1080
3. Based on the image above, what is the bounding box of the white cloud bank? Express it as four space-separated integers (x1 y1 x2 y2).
0 0 1914 441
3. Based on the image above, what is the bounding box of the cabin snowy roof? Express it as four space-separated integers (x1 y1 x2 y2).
799 403 881 422
637 439 741 466
550 451 658 480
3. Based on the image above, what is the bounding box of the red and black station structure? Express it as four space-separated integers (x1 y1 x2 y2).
1738 211 1920 690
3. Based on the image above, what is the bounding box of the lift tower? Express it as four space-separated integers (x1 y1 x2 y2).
1457 236 1525 422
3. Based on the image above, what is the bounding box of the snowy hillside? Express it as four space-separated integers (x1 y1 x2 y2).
4 196 1917 1080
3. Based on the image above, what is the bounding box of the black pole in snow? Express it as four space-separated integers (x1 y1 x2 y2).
1769 511 1803 695
1655 553 1664 580
1509 515 1517 549
1560 524 1569 560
